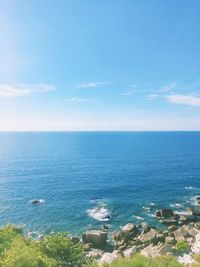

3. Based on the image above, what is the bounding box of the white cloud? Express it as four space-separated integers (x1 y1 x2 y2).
146 94 159 100
121 91 134 96
167 94 200 107
78 82 110 88
158 83 176 93
0 84 55 98
64 97 93 103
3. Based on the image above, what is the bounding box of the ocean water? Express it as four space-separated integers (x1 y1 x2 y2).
0 132 200 236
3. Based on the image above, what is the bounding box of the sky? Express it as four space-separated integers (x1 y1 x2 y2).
0 0 200 131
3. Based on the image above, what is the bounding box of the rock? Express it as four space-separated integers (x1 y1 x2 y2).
174 227 188 241
121 223 137 233
87 249 103 259
194 222 200 230
165 236 176 245
156 233 165 243
187 208 200 216
140 244 160 258
191 233 200 254
112 250 121 257
114 223 139 246
31 199 41 205
196 197 200 201
82 230 107 248
155 209 174 218
137 228 158 245
168 225 177 231
123 246 137 258
99 253 117 264
177 254 196 266
158 244 174 255
188 227 200 238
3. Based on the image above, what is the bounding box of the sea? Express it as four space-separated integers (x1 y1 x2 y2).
0 132 200 237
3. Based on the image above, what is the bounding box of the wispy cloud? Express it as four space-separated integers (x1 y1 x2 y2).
78 82 110 88
146 94 159 100
64 97 93 103
158 83 176 93
167 94 200 107
0 84 55 98
121 91 134 96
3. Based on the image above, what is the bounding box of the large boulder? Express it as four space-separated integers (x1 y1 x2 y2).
155 209 174 218
82 230 107 248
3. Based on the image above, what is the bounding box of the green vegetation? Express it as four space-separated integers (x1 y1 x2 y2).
100 254 184 267
0 225 87 267
0 225 199 267
175 240 190 255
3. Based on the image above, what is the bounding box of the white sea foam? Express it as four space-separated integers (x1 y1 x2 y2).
87 203 111 222
185 186 197 191
142 206 151 212
170 203 183 208
149 202 155 206
174 211 190 216
132 215 144 221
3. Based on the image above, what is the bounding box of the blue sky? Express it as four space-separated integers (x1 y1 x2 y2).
0 0 200 130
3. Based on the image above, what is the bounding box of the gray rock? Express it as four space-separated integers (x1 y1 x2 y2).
188 227 200 238
187 208 200 216
165 236 176 245
158 244 174 255
168 225 177 231
99 253 117 264
174 227 188 241
123 246 137 258
121 223 137 234
82 230 107 248
137 228 158 245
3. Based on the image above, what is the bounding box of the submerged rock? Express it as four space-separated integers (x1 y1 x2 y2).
31 199 41 205
155 209 174 218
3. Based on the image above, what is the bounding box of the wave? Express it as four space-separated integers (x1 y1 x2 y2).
142 206 151 213
87 202 111 222
132 215 144 221
185 186 198 191
170 203 183 208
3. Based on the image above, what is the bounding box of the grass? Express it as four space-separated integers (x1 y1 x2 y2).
100 254 184 267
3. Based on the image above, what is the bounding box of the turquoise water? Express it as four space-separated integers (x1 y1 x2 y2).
0 132 200 236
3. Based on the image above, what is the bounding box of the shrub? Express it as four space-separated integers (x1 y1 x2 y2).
2 237 55 267
0 225 23 256
175 241 190 255
39 233 85 266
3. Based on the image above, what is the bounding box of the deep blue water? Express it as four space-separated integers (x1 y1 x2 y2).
0 132 200 236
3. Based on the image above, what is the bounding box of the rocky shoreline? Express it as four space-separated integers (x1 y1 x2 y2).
80 197 200 265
